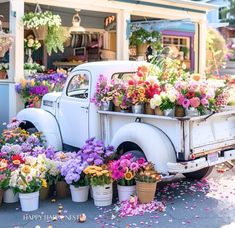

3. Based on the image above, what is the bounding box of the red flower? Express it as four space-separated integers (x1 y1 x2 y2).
186 92 195 99
11 154 24 166
128 80 134 86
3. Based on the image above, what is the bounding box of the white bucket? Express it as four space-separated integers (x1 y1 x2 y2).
117 185 136 202
70 185 89 202
92 184 113 207
3 189 19 203
90 186 93 199
19 191 39 212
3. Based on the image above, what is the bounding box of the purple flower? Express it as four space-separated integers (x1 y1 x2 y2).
94 158 103 165
129 162 140 171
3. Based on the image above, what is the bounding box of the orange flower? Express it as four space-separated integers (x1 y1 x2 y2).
0 159 8 171
191 73 202 81
33 96 39 103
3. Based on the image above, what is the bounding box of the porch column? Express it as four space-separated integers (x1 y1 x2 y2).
198 17 207 75
9 0 24 119
116 9 130 60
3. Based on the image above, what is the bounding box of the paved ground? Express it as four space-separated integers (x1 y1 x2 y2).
0 166 235 228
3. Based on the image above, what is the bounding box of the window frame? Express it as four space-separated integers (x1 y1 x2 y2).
66 70 91 100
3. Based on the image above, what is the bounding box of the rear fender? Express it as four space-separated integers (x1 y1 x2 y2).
17 108 62 150
111 122 176 173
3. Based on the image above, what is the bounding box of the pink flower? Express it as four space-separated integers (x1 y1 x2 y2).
177 94 185 105
189 97 200 108
130 162 140 171
120 159 131 168
137 158 145 165
182 98 190 108
201 98 209 106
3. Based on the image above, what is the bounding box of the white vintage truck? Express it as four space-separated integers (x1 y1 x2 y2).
17 61 235 179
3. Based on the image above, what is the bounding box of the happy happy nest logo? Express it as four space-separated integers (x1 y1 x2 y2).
23 213 80 221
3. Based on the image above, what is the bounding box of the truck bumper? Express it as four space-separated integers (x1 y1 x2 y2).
167 149 235 173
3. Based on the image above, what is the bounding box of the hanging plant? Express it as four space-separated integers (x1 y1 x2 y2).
22 10 66 55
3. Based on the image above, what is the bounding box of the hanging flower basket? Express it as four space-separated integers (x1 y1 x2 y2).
0 36 14 57
32 25 48 41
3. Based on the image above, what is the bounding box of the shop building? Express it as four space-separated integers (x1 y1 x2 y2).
0 0 215 131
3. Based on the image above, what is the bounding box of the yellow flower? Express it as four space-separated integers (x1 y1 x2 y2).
124 171 134 181
139 97 145 102
20 79 27 88
41 179 47 188
94 166 103 171
191 73 202 81
138 87 145 94
30 80 35 86
96 172 103 177
101 170 109 174
21 165 31 174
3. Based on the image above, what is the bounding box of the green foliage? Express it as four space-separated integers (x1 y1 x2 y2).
118 178 135 186
206 28 228 75
130 28 162 50
90 175 112 186
45 27 67 56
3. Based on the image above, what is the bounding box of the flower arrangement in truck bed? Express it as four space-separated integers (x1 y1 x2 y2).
92 61 233 116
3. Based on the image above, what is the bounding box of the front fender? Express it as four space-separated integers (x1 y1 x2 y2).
17 108 62 151
111 122 176 173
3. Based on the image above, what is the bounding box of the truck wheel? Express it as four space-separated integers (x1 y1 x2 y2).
26 127 38 134
183 166 214 179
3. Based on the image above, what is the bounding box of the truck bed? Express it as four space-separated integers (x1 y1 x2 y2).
98 107 235 161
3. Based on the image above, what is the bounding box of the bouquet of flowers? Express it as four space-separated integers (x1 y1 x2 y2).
59 158 89 187
83 165 111 186
150 90 176 111
78 137 115 166
9 155 47 193
0 158 10 190
113 82 131 110
127 79 146 105
15 79 50 107
108 153 146 186
143 78 161 103
91 74 115 107
135 162 161 183
24 35 41 51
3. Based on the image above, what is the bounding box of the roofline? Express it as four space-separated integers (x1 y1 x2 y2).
111 0 217 13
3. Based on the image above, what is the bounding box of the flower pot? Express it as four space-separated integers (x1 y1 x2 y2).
0 70 7 80
100 101 112 111
175 105 185 117
92 184 113 206
132 104 144 114
154 107 164 116
3 188 19 203
164 109 174 117
114 106 121 112
70 185 89 202
186 108 199 117
32 26 48 41
136 181 157 204
90 186 93 199
137 43 148 56
0 189 3 206
19 191 39 212
145 103 154 115
120 109 129 113
117 185 136 202
55 181 70 198
40 186 50 200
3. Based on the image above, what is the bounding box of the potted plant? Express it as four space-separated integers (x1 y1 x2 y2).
22 11 66 55
135 162 161 203
24 63 45 78
108 153 146 202
127 79 146 114
0 63 9 79
0 158 10 206
91 74 115 111
60 158 89 203
84 165 113 207
24 35 41 64
52 151 77 198
9 156 47 211
129 28 162 56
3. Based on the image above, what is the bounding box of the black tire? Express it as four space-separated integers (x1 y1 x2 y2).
124 150 146 160
26 127 38 134
183 166 214 179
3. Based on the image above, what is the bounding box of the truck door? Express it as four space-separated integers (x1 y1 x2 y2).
58 71 90 148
